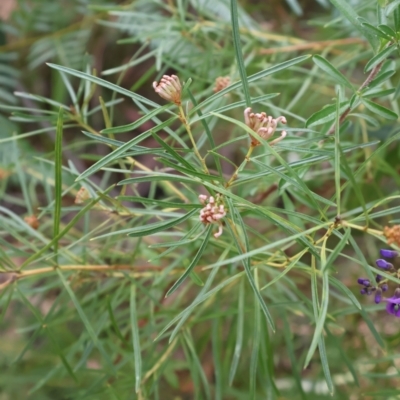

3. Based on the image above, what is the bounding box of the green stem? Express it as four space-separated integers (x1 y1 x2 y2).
178 105 209 173
225 144 255 188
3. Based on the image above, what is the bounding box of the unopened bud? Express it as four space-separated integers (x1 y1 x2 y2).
75 187 90 204
153 75 182 105
244 107 287 146
24 215 39 230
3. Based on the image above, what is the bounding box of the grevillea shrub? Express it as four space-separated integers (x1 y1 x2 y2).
1 1 400 399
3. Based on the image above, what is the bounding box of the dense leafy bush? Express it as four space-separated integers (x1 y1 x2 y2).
1 0 400 398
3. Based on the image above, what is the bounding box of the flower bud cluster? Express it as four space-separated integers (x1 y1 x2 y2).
357 248 400 316
213 76 231 93
153 75 182 105
75 187 90 204
24 215 39 230
244 107 287 146
199 195 226 238
384 225 400 247
357 277 387 304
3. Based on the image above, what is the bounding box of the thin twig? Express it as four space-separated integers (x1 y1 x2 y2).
326 60 385 136
225 144 255 187
259 38 366 55
178 105 209 173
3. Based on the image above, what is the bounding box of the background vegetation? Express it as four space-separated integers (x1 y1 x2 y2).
1 0 400 399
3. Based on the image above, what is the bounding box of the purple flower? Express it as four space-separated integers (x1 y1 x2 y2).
360 288 368 295
384 289 400 317
376 259 393 270
382 283 389 292
376 274 383 283
357 278 370 286
380 249 399 259
375 288 382 304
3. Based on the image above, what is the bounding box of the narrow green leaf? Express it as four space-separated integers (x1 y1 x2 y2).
20 187 113 269
107 297 128 343
349 93 359 109
56 269 115 373
228 206 275 332
349 113 379 127
329 276 362 310
14 91 70 110
362 98 398 119
16 288 78 382
360 22 393 40
385 0 400 16
322 229 351 272
28 368 60 395
157 157 223 183
166 225 212 297
394 4 400 31
45 327 78 383
251 159 335 207
377 24 396 38
152 132 196 171
118 173 196 186
212 312 222 400
305 101 350 127
362 87 395 98
286 0 303 15
312 55 353 89
95 209 198 239
360 308 385 348
283 313 307 400
368 70 396 88
318 335 334 394
229 278 245 385
54 108 64 262
82 130 124 147
212 112 325 215
191 55 310 114
183 331 212 400
194 93 280 124
326 326 360 386
0 287 13 326
130 285 142 392
329 0 379 49
377 3 387 25
334 93 341 215
339 145 368 216
364 45 396 73
117 196 201 209
101 104 171 134
133 99 187 148
187 88 222 176
189 269 204 286
155 271 246 342
99 96 111 129
76 116 177 181
305 266 329 368
261 250 307 291
89 98 124 118
250 275 261 399
47 63 160 109
230 0 251 107
168 254 224 342
149 222 203 262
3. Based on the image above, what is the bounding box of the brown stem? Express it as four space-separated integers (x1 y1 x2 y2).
326 59 385 136
251 183 278 204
